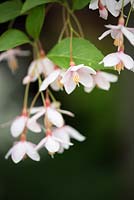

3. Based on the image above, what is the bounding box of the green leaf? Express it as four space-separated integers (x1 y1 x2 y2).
21 0 57 13
26 5 45 39
0 0 22 23
72 0 91 10
48 37 104 70
0 29 30 51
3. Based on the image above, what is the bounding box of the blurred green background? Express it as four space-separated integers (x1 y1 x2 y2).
0 3 134 200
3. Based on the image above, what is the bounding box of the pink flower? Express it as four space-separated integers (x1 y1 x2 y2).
61 64 96 94
29 102 74 129
98 20 134 46
11 112 41 137
40 68 65 92
89 0 120 20
23 57 55 84
0 48 30 72
100 50 134 72
85 71 118 92
52 125 86 153
5 141 40 163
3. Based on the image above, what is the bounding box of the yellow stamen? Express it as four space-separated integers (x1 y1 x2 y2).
115 62 124 74
73 72 80 85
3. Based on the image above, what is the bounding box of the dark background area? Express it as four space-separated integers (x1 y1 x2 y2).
0 2 134 200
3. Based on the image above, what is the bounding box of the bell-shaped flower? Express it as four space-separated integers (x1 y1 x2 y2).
5 141 40 163
29 102 74 129
0 48 30 72
99 23 134 46
85 71 118 92
11 112 41 137
23 57 55 84
35 129 73 154
100 50 134 72
61 64 96 94
52 125 86 153
40 68 65 92
89 0 120 20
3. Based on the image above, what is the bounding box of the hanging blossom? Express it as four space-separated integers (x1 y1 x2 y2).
52 126 86 153
0 48 30 72
84 71 118 92
89 0 121 20
98 16 134 46
40 67 65 92
100 47 134 73
29 99 74 129
11 109 41 138
5 140 40 163
61 62 96 94
23 57 55 84
35 126 85 155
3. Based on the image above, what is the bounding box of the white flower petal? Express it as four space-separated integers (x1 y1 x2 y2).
30 106 44 114
10 116 27 137
65 126 86 142
101 53 120 67
40 69 61 91
58 109 74 117
99 72 118 82
45 136 60 153
47 107 64 127
98 30 112 40
99 7 108 20
5 147 13 159
62 71 76 94
35 138 47 150
89 0 99 10
121 26 134 46
25 142 40 161
53 129 70 149
11 142 26 163
95 75 110 90
79 71 94 88
105 0 120 17
118 52 134 70
27 119 42 133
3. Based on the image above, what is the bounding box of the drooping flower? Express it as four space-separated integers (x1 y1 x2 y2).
100 50 134 72
35 129 73 154
89 0 120 20
23 57 55 84
40 67 65 92
29 100 74 129
5 141 40 163
11 110 41 137
61 63 96 94
85 71 118 92
52 125 86 153
0 48 30 72
98 16 134 46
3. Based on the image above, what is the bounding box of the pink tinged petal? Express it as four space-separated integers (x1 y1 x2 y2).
10 116 27 137
27 119 42 133
105 0 120 17
84 85 95 93
118 52 134 70
105 24 121 30
58 109 74 117
40 69 60 91
99 7 108 20
11 142 26 163
98 30 112 40
45 136 60 153
98 72 118 82
100 53 120 67
47 107 64 128
14 49 30 56
25 142 40 161
78 66 96 75
89 0 99 10
121 26 134 46
23 75 32 85
78 70 94 88
35 138 47 150
69 64 84 71
50 80 61 91
42 57 55 76
58 146 64 154
65 126 86 142
95 75 110 90
62 71 76 94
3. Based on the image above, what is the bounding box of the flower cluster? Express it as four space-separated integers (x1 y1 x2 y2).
0 0 133 164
